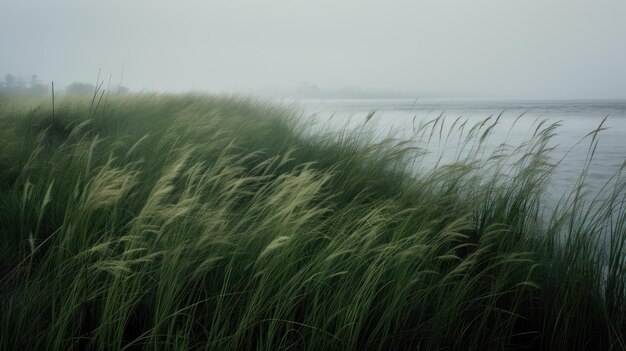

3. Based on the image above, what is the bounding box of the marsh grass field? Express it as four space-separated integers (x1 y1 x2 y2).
1 94 625 350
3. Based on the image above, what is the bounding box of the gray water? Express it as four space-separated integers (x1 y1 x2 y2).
298 98 626 202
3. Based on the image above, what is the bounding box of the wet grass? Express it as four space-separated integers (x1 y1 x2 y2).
0 93 624 350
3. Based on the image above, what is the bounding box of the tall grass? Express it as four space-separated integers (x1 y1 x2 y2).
0 94 624 350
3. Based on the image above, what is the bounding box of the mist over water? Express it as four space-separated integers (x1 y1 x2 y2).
299 98 626 202
3 1 626 99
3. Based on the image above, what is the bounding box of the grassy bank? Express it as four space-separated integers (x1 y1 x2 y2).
0 94 625 350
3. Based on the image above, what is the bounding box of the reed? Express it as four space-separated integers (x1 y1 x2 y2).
0 93 624 350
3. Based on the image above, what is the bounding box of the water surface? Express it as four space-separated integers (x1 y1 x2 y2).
298 98 626 202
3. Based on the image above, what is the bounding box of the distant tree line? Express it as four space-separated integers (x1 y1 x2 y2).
0 73 129 97
0 74 48 96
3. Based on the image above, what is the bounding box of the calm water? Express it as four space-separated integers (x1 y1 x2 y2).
297 98 626 202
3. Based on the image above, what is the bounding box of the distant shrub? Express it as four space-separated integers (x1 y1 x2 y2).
65 82 96 95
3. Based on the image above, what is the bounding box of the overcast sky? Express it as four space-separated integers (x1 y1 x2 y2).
1 0 625 99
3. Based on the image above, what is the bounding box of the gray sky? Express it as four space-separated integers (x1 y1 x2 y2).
2 0 626 99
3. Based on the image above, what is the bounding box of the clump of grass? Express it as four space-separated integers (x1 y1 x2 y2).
0 93 624 350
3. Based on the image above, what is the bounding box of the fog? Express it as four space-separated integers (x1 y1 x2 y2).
2 0 626 99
